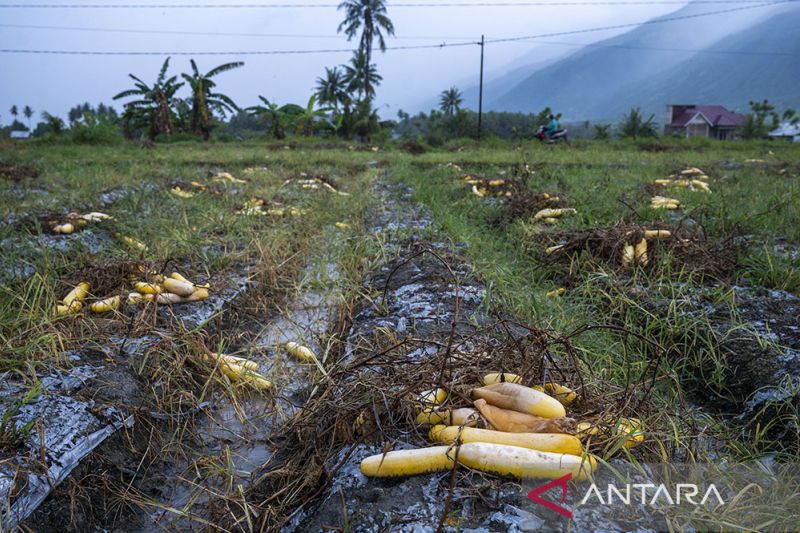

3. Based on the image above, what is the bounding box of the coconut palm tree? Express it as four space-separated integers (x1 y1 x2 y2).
247 96 287 139
439 87 463 116
181 59 243 140
337 0 394 66
113 57 184 139
23 106 33 129
342 49 382 100
315 67 349 112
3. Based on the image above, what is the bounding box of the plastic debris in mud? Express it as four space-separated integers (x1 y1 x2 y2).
0 366 133 529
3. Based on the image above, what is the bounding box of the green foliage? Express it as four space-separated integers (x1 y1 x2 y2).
349 97 381 141
439 87 463 116
594 123 611 140
342 49 382 100
740 99 785 140
782 108 799 126
69 112 122 144
534 106 561 128
315 66 349 112
247 96 288 139
619 107 657 139
40 112 66 136
293 95 333 136
0 385 41 446
337 0 395 63
396 107 566 141
114 57 185 140
181 59 244 140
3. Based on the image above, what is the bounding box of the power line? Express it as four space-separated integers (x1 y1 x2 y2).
527 38 800 56
3 22 796 57
0 0 793 55
0 0 787 7
0 23 476 40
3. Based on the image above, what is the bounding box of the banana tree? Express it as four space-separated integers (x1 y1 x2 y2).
294 95 333 137
181 59 243 140
113 57 184 139
247 96 287 139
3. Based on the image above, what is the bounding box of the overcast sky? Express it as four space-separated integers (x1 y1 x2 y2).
0 0 693 123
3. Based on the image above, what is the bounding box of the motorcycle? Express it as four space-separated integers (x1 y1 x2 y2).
536 125 569 144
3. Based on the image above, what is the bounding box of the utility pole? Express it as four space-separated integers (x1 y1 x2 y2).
478 34 485 141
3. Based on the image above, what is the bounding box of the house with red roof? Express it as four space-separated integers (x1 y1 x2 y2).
664 105 745 140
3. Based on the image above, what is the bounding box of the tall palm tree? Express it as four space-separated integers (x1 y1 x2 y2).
315 67 349 112
439 87 463 116
10 105 18 122
342 49 382 100
23 106 33 129
337 0 394 65
181 59 243 140
113 57 184 139
247 96 286 139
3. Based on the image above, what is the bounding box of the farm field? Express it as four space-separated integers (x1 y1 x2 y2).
1 137 799 531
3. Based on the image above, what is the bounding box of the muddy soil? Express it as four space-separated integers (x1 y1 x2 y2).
15 269 253 532
648 284 800 435
280 180 657 533
0 163 40 182
148 249 344 530
707 287 800 418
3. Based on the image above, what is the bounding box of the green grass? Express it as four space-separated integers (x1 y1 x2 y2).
387 138 800 462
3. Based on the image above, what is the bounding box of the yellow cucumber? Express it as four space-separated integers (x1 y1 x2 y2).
89 295 121 313
457 442 596 481
360 446 455 477
532 383 578 406
482 372 523 386
472 382 566 419
284 341 316 362
429 425 583 456
163 277 195 297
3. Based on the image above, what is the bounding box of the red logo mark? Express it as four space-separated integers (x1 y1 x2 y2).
527 473 573 518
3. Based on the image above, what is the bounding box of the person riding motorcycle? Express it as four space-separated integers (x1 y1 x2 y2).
536 113 568 143
545 114 560 138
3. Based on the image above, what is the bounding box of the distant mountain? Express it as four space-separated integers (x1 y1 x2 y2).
484 1 798 121
602 8 800 121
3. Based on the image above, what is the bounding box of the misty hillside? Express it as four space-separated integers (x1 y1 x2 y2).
602 7 800 120
485 1 798 121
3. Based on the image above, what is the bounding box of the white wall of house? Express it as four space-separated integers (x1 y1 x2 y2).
686 114 710 138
